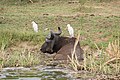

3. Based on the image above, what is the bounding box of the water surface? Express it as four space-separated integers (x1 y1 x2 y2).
0 66 75 80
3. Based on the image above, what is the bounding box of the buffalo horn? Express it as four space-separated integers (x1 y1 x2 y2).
54 27 62 35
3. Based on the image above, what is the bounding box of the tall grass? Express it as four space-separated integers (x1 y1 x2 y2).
69 37 120 75
68 33 84 71
0 30 45 50
0 49 42 67
0 32 12 51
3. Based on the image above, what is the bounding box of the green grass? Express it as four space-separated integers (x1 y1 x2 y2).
0 0 120 77
0 50 42 67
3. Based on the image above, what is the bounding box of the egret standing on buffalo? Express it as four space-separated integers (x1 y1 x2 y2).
67 24 74 38
32 21 38 33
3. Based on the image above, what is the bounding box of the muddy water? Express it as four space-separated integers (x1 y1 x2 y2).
0 66 75 80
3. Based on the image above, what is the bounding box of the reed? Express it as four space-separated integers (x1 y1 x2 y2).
68 36 120 75
68 34 84 71
0 49 41 67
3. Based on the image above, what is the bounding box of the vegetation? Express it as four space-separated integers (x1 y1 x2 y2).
0 50 42 67
68 38 120 79
0 0 120 78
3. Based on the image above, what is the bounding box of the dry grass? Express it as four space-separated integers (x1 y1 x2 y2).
106 39 120 58
0 49 42 67
68 33 84 71
68 36 120 75
0 51 4 70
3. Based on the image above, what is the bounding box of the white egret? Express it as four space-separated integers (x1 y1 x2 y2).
67 24 74 38
32 21 38 33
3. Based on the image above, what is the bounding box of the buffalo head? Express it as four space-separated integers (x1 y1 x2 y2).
40 27 61 54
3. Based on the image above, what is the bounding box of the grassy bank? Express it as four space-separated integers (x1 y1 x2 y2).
1 0 120 49
68 38 120 79
0 0 120 77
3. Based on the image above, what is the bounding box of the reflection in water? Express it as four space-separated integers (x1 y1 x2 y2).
0 66 74 80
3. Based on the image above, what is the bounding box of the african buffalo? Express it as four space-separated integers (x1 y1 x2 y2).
40 27 84 61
